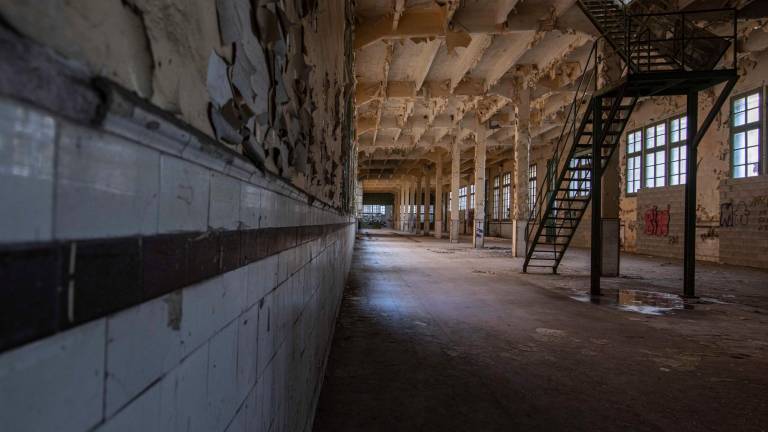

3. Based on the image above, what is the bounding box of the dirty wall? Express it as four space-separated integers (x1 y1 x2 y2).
0 0 356 208
616 23 768 267
0 1 358 431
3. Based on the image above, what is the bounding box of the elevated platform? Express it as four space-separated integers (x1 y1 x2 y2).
598 69 738 98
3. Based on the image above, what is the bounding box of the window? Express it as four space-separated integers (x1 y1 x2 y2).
644 122 666 188
362 205 386 214
470 184 476 209
528 164 537 214
732 90 762 178
448 191 452 210
492 175 500 220
501 172 511 219
569 158 590 197
669 115 687 185
626 129 642 194
458 186 467 211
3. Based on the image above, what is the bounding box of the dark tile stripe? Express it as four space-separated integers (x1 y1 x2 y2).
0 223 352 353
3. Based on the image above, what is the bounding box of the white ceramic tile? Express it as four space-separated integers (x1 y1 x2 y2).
173 343 210 432
180 268 246 356
209 172 241 230
253 358 275 432
0 98 55 242
55 123 160 239
256 291 275 378
260 189 277 228
224 404 247 432
236 304 259 403
105 294 182 416
0 320 106 432
96 374 175 432
159 156 210 232
242 387 260 432
240 183 262 228
207 322 240 432
245 255 278 308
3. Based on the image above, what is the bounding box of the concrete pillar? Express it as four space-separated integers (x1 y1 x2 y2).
409 180 416 232
466 175 473 231
423 171 431 236
393 190 399 230
400 180 408 231
512 88 531 257
399 180 408 231
473 118 486 248
404 182 410 232
450 138 461 243
415 175 422 234
434 156 443 238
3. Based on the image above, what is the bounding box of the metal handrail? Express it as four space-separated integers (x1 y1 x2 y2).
525 38 600 247
624 7 737 72
525 0 739 262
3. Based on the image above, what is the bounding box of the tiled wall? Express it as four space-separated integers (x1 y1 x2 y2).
719 176 768 268
636 186 685 259
0 96 355 431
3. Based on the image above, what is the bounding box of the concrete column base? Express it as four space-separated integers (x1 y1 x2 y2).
512 219 527 257
434 222 443 239
449 220 460 243
473 221 484 248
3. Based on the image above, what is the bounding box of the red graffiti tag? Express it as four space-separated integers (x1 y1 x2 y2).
644 205 670 237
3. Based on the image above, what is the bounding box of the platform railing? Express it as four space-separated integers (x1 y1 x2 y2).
625 7 737 73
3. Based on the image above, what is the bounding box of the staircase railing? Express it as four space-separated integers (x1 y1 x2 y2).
524 0 739 271
579 1 737 74
625 7 737 73
525 38 600 251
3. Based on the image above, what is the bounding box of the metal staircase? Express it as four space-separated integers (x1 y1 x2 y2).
523 0 738 273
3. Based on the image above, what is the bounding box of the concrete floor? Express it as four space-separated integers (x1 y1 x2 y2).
313 230 768 432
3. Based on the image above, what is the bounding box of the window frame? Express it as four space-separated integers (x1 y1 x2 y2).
458 186 467 211
644 120 667 189
624 113 696 195
625 128 643 195
568 158 591 198
492 175 501 220
501 172 511 220
730 87 764 179
668 114 688 186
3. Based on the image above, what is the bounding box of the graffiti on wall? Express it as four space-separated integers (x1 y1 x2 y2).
720 195 768 231
720 201 746 227
643 205 670 237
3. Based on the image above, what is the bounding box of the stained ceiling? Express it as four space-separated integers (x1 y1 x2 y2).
354 0 599 188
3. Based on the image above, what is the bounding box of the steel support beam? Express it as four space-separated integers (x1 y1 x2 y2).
684 91 699 298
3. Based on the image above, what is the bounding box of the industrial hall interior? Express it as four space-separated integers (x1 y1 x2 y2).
0 0 767 431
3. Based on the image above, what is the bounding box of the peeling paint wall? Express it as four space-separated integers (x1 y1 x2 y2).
616 19 768 266
0 0 355 209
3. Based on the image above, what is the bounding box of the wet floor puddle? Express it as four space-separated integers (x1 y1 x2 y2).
569 289 689 315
